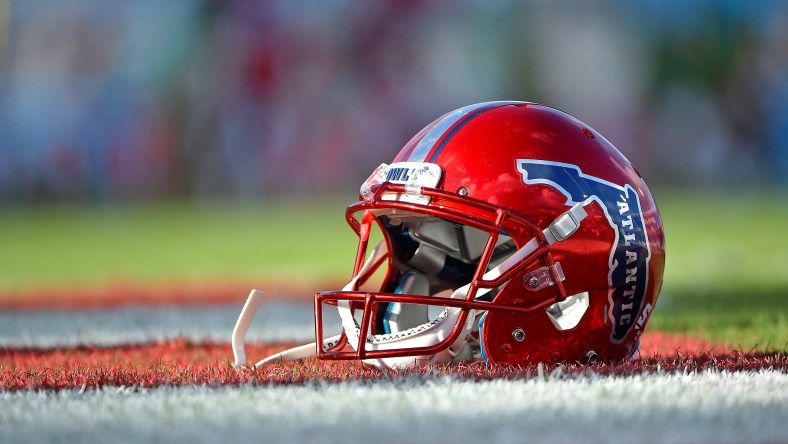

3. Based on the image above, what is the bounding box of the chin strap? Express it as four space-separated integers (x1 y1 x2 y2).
460 202 587 301
231 289 345 368
231 240 389 369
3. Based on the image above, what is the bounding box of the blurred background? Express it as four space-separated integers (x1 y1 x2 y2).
0 0 787 348
2 0 787 202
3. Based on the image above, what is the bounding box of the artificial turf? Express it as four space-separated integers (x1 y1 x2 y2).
0 191 786 351
1 336 784 391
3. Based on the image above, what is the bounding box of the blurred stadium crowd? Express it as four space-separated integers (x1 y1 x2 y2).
0 0 787 202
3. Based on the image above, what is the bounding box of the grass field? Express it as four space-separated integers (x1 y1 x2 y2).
0 197 356 288
650 190 788 351
1 191 786 444
1 190 786 351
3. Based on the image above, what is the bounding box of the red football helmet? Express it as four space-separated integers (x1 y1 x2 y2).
232 101 665 369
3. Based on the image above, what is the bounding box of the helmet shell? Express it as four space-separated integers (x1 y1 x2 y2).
393 102 665 364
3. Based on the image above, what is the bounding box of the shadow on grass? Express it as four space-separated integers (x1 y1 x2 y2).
651 286 788 352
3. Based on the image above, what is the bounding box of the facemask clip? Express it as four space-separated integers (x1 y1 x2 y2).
523 262 565 291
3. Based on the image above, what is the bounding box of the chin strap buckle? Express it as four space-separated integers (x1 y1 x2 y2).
545 203 587 244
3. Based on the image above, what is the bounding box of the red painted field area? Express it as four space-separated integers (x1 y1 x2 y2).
2 334 785 391
0 280 331 309
1 283 783 391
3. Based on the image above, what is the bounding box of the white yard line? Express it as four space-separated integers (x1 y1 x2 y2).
0 302 339 347
1 370 787 444
3 304 786 443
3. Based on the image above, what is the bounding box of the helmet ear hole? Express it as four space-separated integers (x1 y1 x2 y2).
545 291 590 331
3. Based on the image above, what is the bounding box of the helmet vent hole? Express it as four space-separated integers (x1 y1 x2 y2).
582 128 595 139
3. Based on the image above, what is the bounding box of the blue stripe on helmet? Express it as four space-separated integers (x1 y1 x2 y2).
406 101 521 162
427 101 519 163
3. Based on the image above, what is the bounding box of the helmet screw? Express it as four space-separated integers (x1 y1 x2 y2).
511 327 525 342
527 276 540 288
584 350 598 364
457 187 469 196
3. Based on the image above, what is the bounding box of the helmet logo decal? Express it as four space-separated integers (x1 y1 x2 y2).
516 159 651 343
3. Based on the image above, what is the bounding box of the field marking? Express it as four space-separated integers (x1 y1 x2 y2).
0 302 336 347
0 303 727 357
1 370 787 444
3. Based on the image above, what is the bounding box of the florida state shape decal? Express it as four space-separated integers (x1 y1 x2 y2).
517 159 651 343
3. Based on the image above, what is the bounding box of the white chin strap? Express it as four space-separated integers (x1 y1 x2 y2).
231 289 344 368
230 238 393 369
232 203 587 370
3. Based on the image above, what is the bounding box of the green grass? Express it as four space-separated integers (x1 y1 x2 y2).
0 198 357 290
1 191 786 351
649 190 788 351
652 288 788 351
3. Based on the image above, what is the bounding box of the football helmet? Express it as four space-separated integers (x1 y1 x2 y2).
232 101 665 370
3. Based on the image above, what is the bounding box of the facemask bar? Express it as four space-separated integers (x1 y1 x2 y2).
315 182 587 364
231 182 586 369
